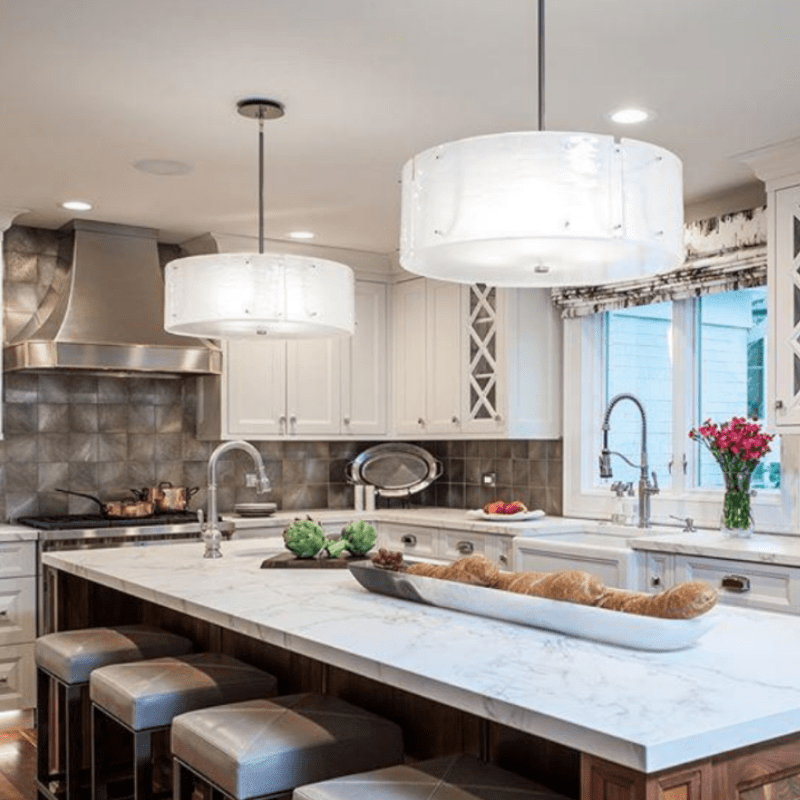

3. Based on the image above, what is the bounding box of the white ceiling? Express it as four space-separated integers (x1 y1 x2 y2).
1 0 797 253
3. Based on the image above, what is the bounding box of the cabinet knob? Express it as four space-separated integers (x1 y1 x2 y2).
400 534 417 546
417 418 425 426
343 416 351 425
451 415 459 424
494 414 503 422
775 399 784 410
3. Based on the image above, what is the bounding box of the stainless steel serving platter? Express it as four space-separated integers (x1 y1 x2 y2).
348 561 719 652
347 443 442 497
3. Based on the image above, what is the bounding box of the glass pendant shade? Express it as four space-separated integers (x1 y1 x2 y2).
400 131 684 286
164 252 355 339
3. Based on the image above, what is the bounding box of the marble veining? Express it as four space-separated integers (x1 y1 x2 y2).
43 538 800 773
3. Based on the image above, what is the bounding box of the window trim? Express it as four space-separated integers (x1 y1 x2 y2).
563 306 794 533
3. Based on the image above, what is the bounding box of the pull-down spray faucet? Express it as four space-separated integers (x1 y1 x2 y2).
599 393 659 528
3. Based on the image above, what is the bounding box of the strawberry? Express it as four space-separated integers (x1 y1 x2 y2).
483 500 505 515
503 500 528 514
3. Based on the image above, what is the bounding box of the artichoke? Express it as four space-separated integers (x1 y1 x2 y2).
283 517 326 558
324 537 350 558
341 520 377 555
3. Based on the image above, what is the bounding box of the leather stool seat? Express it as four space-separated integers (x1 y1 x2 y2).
90 652 278 800
36 624 193 684
172 693 404 800
292 754 571 800
90 652 278 730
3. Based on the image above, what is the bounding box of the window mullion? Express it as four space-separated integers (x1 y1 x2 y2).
668 298 697 495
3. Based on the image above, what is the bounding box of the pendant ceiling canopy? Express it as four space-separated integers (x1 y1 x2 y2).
165 99 355 340
399 1 685 288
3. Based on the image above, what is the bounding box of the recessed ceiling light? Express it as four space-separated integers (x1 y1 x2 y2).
133 159 193 176
609 108 651 124
61 200 92 211
288 231 315 240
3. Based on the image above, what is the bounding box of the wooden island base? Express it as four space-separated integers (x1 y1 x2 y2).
52 570 800 800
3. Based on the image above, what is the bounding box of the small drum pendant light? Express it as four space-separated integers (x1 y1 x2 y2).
165 99 354 339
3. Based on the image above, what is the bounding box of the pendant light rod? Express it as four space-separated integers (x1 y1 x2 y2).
236 98 285 255
537 0 545 132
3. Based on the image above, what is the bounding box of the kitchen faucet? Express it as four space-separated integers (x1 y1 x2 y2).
599 393 659 528
201 440 271 558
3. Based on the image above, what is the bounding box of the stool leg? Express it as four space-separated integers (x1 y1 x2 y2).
91 705 109 800
64 683 82 800
132 730 153 800
172 760 193 800
35 669 51 793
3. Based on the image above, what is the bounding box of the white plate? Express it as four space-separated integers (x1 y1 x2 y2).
349 561 718 651
466 508 546 522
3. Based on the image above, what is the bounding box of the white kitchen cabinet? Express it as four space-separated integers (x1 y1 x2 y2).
375 522 512 566
341 281 388 436
391 277 561 439
0 540 36 716
202 280 387 439
771 183 800 429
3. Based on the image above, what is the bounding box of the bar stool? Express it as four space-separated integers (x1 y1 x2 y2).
89 652 278 800
35 624 193 800
292 753 571 800
171 692 405 800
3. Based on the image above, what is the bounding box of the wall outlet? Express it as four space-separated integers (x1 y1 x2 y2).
482 472 497 486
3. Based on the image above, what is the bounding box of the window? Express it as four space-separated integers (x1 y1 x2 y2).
563 285 785 530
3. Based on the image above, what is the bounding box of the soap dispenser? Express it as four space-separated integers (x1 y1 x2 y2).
610 481 627 524
621 482 636 526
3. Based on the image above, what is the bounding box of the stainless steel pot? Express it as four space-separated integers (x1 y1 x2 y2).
55 488 155 518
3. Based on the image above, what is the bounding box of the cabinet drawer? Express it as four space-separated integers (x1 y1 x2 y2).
440 531 489 561
675 555 800 612
0 541 36 579
0 577 36 646
0 642 35 712
378 524 438 558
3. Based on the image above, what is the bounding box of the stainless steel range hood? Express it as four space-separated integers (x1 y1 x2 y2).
4 220 221 375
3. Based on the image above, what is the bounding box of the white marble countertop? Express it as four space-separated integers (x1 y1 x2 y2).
43 537 800 773
0 523 40 542
628 528 800 567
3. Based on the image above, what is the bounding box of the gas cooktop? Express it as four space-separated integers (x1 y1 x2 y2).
18 512 200 531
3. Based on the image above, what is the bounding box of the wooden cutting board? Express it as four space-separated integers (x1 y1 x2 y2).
260 552 368 569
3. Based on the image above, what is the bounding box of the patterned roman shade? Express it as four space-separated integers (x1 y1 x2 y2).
551 207 766 318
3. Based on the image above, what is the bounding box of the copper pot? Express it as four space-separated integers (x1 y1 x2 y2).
56 488 155 518
137 482 200 513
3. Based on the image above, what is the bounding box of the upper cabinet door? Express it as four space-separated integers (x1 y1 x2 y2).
392 278 428 434
773 184 800 430
342 281 387 436
425 280 463 433
225 339 287 436
286 338 342 436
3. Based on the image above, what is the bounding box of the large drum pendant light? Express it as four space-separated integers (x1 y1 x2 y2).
399 1 684 287
165 99 355 339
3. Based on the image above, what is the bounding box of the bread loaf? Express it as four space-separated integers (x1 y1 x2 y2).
406 555 500 587
513 570 606 606
594 581 718 619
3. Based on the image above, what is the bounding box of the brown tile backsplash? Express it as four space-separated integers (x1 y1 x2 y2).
0 224 563 522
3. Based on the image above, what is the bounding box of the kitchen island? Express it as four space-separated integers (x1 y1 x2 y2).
43 538 800 800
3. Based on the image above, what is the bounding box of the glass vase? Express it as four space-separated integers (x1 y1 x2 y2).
720 468 753 538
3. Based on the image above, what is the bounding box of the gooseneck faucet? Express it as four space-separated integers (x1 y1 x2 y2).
599 393 659 528
201 440 271 558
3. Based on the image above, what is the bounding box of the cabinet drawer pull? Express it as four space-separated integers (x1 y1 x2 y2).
400 534 417 546
499 554 508 565
0 676 7 684
650 576 661 587
456 541 474 555
721 575 750 593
